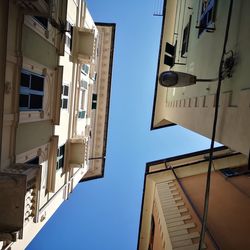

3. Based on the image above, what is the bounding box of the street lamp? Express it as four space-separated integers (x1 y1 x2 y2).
159 71 218 88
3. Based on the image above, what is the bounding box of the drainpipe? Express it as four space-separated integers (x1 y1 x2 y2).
88 155 106 161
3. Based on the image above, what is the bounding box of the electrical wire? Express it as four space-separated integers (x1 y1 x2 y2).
166 162 220 249
198 0 234 249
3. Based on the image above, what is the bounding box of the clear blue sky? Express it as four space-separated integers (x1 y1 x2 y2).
27 1 211 249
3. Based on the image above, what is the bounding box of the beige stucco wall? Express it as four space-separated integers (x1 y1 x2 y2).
182 172 250 250
16 121 52 154
1 0 115 248
153 0 250 156
22 26 58 69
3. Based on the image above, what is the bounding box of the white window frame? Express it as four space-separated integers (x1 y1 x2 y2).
78 80 88 119
61 83 69 110
81 64 89 75
65 20 73 53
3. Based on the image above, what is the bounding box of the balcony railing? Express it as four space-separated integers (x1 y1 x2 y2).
71 27 95 64
16 0 50 15
0 164 41 241
68 138 88 167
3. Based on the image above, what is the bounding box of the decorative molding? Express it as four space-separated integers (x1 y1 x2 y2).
16 143 48 164
19 57 56 123
47 135 58 193
156 181 201 249
52 66 63 125
164 89 250 155
24 16 57 48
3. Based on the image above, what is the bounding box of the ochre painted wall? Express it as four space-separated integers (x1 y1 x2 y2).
181 172 250 250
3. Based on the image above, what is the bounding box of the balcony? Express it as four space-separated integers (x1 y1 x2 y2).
69 138 88 167
71 27 95 64
16 0 50 15
0 164 41 241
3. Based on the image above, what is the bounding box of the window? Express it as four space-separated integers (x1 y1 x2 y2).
78 89 86 119
33 16 48 29
220 168 240 177
56 144 65 170
19 70 44 111
78 111 86 119
61 84 69 109
80 80 88 89
65 21 73 51
163 42 176 68
181 15 192 56
198 0 216 36
92 94 97 109
81 64 89 75
92 72 97 82
79 89 86 110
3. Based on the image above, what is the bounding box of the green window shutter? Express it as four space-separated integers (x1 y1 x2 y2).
78 110 86 119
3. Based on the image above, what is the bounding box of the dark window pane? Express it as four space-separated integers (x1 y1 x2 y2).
60 145 65 156
63 85 69 96
62 98 68 109
56 145 65 170
33 16 48 29
92 94 97 101
20 73 30 87
82 64 89 74
92 102 97 109
27 157 39 164
31 75 44 91
19 94 29 108
164 55 174 67
181 16 191 56
30 94 43 109
59 158 64 168
165 42 175 56
78 110 85 119
70 25 73 50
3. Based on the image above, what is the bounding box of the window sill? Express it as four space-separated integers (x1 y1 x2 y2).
24 16 57 47
19 110 48 123
197 22 216 37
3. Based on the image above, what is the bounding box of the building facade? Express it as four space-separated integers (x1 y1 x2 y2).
151 0 250 156
0 0 115 249
138 147 250 250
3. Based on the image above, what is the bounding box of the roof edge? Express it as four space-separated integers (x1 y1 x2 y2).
150 0 168 131
80 23 116 183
